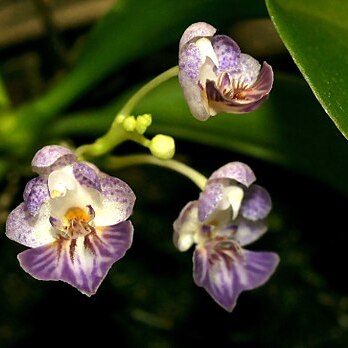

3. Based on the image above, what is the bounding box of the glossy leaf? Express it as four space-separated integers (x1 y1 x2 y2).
266 0 348 139
52 73 348 196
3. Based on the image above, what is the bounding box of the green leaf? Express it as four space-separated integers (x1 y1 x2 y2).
266 0 348 139
52 73 348 196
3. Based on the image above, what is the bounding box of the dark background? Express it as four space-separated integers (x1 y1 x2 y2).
1 0 348 347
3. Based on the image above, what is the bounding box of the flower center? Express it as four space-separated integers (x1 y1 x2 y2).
50 206 96 240
64 207 90 223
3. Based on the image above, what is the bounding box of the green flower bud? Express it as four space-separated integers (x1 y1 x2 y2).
149 134 175 160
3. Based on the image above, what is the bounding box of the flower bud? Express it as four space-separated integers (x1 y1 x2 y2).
149 134 175 160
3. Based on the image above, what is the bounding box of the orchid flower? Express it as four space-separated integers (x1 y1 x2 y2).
178 22 274 121
173 162 279 311
6 145 136 296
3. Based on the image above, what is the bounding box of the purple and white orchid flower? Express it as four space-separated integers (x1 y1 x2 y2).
178 22 274 121
6 145 136 296
173 162 279 312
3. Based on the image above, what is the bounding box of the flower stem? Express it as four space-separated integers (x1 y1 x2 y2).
115 65 179 121
106 154 207 190
76 66 179 159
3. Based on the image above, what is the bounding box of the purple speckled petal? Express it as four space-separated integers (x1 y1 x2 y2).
209 162 256 187
228 53 261 87
179 43 202 82
198 182 224 223
178 43 210 121
211 35 241 73
179 22 216 51
32 145 77 175
99 174 136 221
73 162 101 192
23 178 39 201
6 203 56 248
18 221 133 296
241 185 272 221
23 177 49 216
193 240 279 312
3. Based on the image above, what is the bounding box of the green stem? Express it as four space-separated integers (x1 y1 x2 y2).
75 128 150 159
115 65 179 122
76 65 179 159
105 154 207 190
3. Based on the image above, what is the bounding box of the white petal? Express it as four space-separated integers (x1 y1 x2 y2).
223 185 244 220
48 166 77 198
196 37 219 67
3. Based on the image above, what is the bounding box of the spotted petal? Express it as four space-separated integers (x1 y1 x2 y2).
211 35 241 73
209 162 256 187
6 203 56 248
73 162 101 192
17 221 134 296
193 242 279 311
31 145 76 175
23 177 49 216
198 182 224 223
98 174 136 224
179 43 211 121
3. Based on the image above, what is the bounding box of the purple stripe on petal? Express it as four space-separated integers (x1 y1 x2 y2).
99 174 136 220
73 162 101 192
193 246 208 285
18 221 133 296
31 145 76 175
198 182 224 222
194 240 243 312
23 177 49 216
95 221 134 262
211 35 241 73
209 162 256 187
245 60 273 97
193 239 279 312
207 91 269 114
240 250 280 290
18 241 64 281
241 185 272 221
179 22 216 51
205 79 226 103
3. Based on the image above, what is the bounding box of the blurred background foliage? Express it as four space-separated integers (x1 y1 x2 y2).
1 0 348 346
